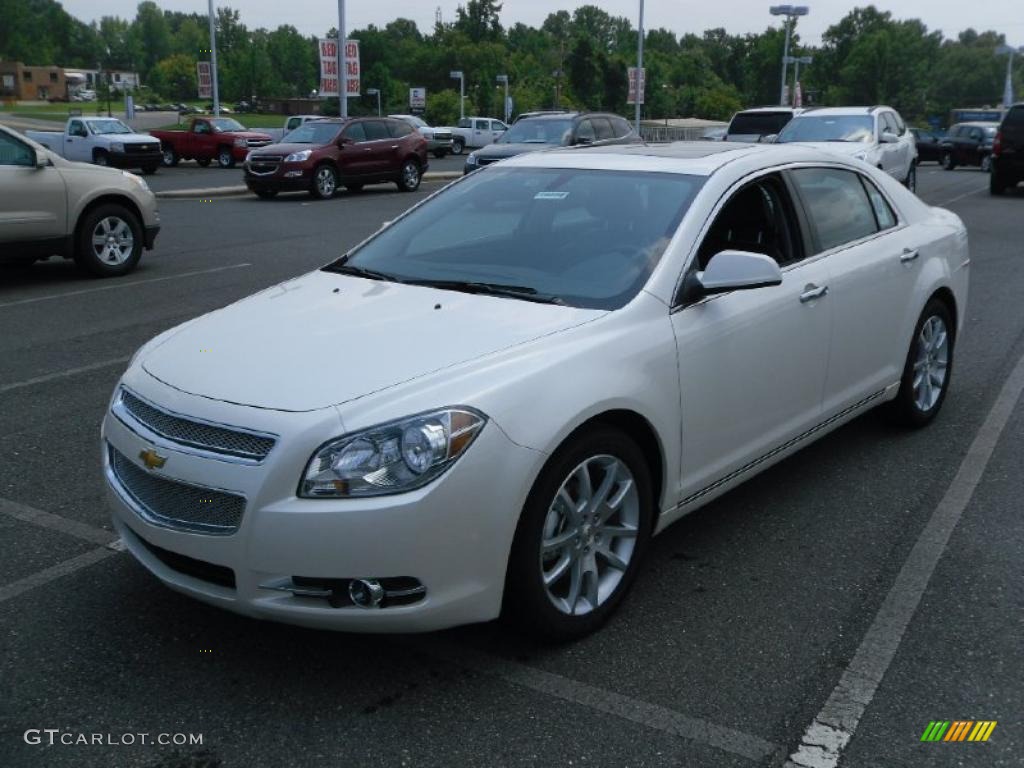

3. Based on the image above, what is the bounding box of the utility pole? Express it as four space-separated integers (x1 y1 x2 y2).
497 75 509 123
450 71 465 119
338 0 347 117
207 0 220 116
770 6 809 106
635 0 645 132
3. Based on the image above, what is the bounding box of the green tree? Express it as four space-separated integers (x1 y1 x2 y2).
150 53 196 100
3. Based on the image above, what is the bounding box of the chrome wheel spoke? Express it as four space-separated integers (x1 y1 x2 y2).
542 528 576 555
597 545 628 571
602 524 638 541
543 552 574 587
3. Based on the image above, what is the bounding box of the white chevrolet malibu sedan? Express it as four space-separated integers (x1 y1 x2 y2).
103 142 969 640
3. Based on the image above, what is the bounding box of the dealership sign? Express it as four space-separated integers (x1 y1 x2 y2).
627 67 645 105
196 62 212 99
319 39 360 98
409 87 426 110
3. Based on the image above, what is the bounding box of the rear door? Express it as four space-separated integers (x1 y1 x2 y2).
593 117 616 145
0 131 67 246
965 126 984 165
361 120 397 175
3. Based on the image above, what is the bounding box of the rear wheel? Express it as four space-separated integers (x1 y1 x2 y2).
161 147 178 167
217 146 235 168
310 165 337 199
451 138 465 155
990 170 1007 196
396 159 421 192
74 204 143 277
884 298 954 427
503 427 654 641
980 155 993 173
941 152 955 171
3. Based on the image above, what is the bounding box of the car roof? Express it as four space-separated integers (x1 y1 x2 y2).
797 106 890 116
733 107 799 114
954 121 999 127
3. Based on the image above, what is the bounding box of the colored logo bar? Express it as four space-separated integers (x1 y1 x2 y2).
921 721 997 742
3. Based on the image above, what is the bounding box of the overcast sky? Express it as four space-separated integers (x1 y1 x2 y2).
62 1 1023 46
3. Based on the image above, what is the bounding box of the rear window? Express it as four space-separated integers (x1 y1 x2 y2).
728 111 792 137
362 121 390 140
1004 107 1024 126
388 120 413 138
594 118 615 141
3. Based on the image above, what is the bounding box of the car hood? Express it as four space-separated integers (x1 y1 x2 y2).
476 143 561 159
782 141 874 157
223 130 272 140
141 270 601 412
250 142 325 156
112 134 160 144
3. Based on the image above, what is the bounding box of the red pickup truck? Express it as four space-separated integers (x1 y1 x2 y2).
151 117 272 169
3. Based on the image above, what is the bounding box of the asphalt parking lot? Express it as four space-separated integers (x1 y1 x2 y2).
0 166 1021 768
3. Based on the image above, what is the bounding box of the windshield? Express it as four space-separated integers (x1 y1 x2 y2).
210 118 245 132
498 119 574 145
325 167 703 310
282 122 342 144
778 115 875 143
728 112 792 137
88 119 132 135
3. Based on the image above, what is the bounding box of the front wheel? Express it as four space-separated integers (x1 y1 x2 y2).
884 299 954 427
217 146 235 168
397 159 422 192
503 427 654 641
161 147 178 167
310 165 337 199
941 152 955 171
451 138 465 155
74 204 143 277
990 171 1007 196
93 151 109 167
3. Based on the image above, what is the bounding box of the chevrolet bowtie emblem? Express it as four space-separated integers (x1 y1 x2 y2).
139 448 167 470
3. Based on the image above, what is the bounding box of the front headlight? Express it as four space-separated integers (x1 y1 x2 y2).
234 137 247 148
121 170 149 192
853 151 868 162
466 152 478 164
110 142 125 153
284 149 313 163
300 408 486 498
422 131 433 140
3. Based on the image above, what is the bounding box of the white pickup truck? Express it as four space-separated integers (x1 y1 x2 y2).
439 116 508 155
25 117 163 174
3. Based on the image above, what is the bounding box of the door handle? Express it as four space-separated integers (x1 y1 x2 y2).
900 248 920 263
799 284 829 303
390 145 398 149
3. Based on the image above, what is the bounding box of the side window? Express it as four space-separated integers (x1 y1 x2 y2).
387 120 413 138
342 122 367 142
474 119 489 130
968 127 982 141
193 121 210 134
860 177 897 231
362 121 390 141
0 131 35 166
593 117 615 140
1005 106 1024 126
881 113 898 136
893 111 906 134
613 117 633 137
493 121 507 131
791 168 880 252
696 174 802 270
286 118 301 131
575 120 596 143
457 118 471 129
69 120 87 137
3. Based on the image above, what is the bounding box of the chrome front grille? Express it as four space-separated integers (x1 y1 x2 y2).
246 138 271 148
247 155 282 175
433 131 452 141
117 388 276 461
109 446 245 535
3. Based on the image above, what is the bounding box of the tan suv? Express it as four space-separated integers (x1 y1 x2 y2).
0 125 161 277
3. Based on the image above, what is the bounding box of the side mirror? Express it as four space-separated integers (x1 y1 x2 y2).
881 131 899 144
574 136 593 146
34 149 49 168
677 250 783 304
760 134 779 144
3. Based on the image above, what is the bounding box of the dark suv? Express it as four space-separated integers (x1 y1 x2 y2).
991 104 1024 195
939 122 999 171
463 112 640 174
244 117 428 199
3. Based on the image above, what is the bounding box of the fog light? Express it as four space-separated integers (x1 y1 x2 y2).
349 578 384 608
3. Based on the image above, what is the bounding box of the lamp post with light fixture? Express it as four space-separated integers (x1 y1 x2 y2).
996 45 1023 108
770 5 809 106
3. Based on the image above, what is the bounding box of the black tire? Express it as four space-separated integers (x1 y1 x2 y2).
254 189 278 199
396 159 422 192
503 426 655 642
980 155 993 173
74 204 143 278
941 152 955 171
197 158 211 168
161 146 178 167
140 165 158 176
217 146 235 168
345 183 364 193
433 149 448 159
884 298 955 428
990 170 1007 196
904 162 917 192
451 138 465 155
309 164 337 199
93 150 109 167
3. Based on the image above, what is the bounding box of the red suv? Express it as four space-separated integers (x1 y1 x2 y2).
243 117 428 199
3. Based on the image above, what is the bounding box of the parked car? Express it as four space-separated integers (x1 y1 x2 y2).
243 117 428 199
151 117 272 168
911 127 944 163
102 142 967 640
73 89 97 102
439 116 508 155
25 117 163 174
776 106 919 191
991 102 1024 195
463 112 640 174
389 114 454 158
0 125 160 276
234 101 254 113
725 107 801 142
939 122 999 171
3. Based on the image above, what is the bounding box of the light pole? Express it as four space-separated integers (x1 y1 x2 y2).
366 88 381 116
785 55 812 106
996 45 1023 108
338 0 347 118
496 74 509 122
207 0 220 116
635 0 645 132
770 5 809 106
450 70 465 119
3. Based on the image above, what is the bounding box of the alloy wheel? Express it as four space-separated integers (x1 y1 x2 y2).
402 161 420 190
316 167 336 197
539 455 640 616
912 315 949 412
90 216 135 266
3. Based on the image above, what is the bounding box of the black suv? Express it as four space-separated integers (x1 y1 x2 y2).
940 122 999 171
991 104 1024 195
463 112 641 174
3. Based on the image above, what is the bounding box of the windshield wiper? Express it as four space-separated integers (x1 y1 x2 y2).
403 279 564 305
323 257 400 282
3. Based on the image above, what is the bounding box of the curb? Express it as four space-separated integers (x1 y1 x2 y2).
153 171 462 199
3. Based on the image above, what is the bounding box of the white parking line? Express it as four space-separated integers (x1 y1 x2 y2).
0 356 130 394
785 349 1024 767
0 262 251 309
420 641 780 762
931 183 988 208
0 547 118 604
0 496 119 547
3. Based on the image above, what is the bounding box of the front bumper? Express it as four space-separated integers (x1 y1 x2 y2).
109 150 163 169
102 371 542 633
244 164 312 193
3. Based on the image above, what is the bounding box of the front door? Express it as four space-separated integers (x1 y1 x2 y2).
0 131 67 245
65 119 91 162
671 173 833 499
